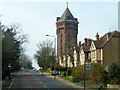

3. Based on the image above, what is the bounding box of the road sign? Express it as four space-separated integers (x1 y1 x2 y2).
8 64 11 68
85 64 91 70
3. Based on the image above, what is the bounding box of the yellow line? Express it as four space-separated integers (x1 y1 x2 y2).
8 78 15 89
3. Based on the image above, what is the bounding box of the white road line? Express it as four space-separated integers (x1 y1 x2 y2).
25 73 31 88
30 71 47 88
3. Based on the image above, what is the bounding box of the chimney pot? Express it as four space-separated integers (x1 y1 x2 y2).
95 33 99 40
107 31 111 40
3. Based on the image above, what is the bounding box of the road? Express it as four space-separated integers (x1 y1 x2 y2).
7 70 84 90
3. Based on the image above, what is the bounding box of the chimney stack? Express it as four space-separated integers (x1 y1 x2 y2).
95 33 99 40
78 41 81 47
107 32 111 40
84 38 87 46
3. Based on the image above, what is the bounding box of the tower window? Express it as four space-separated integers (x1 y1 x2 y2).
61 33 62 43
68 32 70 41
66 27 72 30
61 46 62 51
58 23 64 26
66 23 74 26
59 27 64 30
61 33 62 37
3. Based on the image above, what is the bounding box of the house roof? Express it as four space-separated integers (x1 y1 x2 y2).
57 8 78 22
82 39 92 53
93 40 104 49
82 44 91 52
94 30 120 49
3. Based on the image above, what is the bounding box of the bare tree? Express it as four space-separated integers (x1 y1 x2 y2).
34 40 55 70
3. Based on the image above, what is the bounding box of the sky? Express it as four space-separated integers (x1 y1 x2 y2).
0 0 118 69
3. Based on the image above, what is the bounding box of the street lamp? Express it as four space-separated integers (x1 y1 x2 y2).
46 34 56 79
84 61 86 90
46 35 56 63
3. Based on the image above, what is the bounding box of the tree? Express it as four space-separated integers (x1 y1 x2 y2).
108 63 120 85
20 54 33 69
34 40 55 71
1 24 27 79
66 44 80 67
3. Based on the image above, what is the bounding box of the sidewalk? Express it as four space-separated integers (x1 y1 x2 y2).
43 72 84 88
2 73 15 89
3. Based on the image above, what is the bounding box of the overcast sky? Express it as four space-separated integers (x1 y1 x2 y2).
0 0 118 69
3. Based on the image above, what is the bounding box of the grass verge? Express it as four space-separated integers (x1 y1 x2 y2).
57 75 72 81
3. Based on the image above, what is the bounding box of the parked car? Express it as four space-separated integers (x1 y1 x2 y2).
33 68 37 71
52 70 59 75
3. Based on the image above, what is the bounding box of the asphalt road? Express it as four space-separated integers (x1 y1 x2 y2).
7 70 77 90
8 70 45 89
5 70 109 90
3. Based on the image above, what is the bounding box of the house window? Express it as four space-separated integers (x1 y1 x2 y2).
92 44 94 48
88 53 91 59
92 50 95 59
81 54 84 59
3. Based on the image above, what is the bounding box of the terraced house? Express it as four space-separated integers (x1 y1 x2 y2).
79 38 92 65
56 5 120 69
90 30 120 70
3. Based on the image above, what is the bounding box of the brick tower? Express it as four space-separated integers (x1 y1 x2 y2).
56 5 79 58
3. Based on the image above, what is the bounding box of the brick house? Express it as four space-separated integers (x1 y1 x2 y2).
90 30 120 70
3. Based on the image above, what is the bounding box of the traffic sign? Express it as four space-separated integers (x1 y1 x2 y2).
8 64 11 68
85 64 91 70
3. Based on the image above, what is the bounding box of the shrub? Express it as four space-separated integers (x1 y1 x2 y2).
54 65 68 71
90 63 108 86
108 63 120 85
71 65 84 82
66 68 73 76
62 71 66 76
85 70 91 80
54 65 63 71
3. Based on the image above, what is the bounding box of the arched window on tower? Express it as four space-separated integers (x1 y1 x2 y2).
61 33 62 40
68 32 70 41
61 33 62 53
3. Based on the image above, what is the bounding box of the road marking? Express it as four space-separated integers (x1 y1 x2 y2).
25 72 31 88
8 78 15 89
30 71 46 88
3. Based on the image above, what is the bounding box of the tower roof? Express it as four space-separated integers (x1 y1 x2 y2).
57 8 78 22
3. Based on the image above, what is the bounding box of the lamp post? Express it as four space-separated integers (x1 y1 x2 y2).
46 35 56 79
46 35 56 63
84 60 86 90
